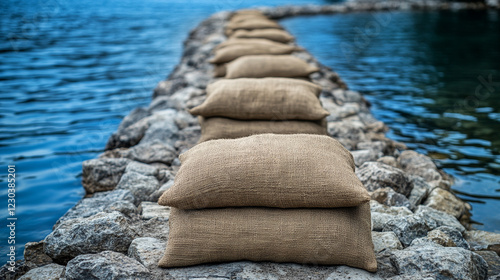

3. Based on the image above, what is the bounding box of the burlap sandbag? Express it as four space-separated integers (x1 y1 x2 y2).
159 134 370 209
209 44 298 64
226 18 282 31
230 14 269 23
198 117 327 142
225 55 318 79
214 38 289 51
189 79 327 120
213 64 226 77
158 203 377 272
207 77 322 97
230 29 294 43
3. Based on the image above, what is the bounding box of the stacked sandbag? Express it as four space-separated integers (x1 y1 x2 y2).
156 9 377 273
158 134 377 271
190 78 328 142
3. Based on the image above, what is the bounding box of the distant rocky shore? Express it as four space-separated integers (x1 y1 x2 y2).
3 2 500 280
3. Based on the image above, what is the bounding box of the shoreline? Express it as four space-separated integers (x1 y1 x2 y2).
4 3 500 279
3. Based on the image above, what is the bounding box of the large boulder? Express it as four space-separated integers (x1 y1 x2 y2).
18 264 65 280
44 211 136 263
103 140 176 165
65 251 151 280
424 187 466 219
128 237 166 269
116 172 160 203
82 158 131 194
356 162 413 197
383 215 430 247
415 205 466 233
464 230 500 256
397 150 443 182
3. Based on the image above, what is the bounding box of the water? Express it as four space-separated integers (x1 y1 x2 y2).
0 0 329 264
282 10 500 232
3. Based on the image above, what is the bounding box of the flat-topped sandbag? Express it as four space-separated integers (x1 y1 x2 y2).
159 134 369 209
209 44 299 64
158 203 377 272
214 38 290 51
230 29 294 43
198 117 327 142
226 18 282 32
224 55 319 78
230 14 269 23
189 79 328 120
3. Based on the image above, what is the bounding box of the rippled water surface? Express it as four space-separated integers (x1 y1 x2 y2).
282 10 500 232
0 0 328 261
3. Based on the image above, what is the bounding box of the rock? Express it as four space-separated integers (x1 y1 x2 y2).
427 226 470 249
407 175 431 210
389 244 488 280
351 149 382 167
139 111 179 147
128 237 166 269
325 265 383 279
18 264 65 280
424 188 465 219
133 217 169 241
104 140 177 165
328 120 367 150
376 156 399 168
174 110 198 129
383 215 430 247
0 260 29 280
371 187 411 208
148 180 174 202
23 241 52 269
139 202 170 220
372 231 403 253
370 200 412 216
397 150 442 182
409 237 444 248
153 78 185 99
65 251 151 280
474 251 500 277
105 107 149 150
356 162 413 197
415 205 466 233
116 172 160 203
55 189 136 227
331 89 364 104
105 200 138 217
464 230 500 255
44 211 136 263
82 158 131 194
125 161 159 177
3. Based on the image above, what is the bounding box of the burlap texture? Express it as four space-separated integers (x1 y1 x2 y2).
230 29 294 43
224 55 319 79
230 14 269 23
158 203 377 272
214 38 289 51
209 44 298 64
198 116 327 142
207 77 322 97
213 64 226 77
189 79 328 121
159 134 370 209
225 19 282 33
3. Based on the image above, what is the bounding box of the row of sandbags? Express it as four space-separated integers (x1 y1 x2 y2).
157 9 377 272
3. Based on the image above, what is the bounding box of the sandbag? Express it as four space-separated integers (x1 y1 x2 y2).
214 38 290 51
158 204 377 272
209 44 298 64
224 55 319 79
159 134 370 209
198 117 327 142
189 78 328 120
230 29 294 43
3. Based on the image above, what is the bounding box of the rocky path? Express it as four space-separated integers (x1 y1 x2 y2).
4 3 500 280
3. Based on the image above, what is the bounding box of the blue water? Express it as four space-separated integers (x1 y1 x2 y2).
0 0 330 264
1 0 499 266
282 10 500 232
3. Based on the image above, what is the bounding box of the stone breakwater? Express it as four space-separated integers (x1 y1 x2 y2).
3 3 500 280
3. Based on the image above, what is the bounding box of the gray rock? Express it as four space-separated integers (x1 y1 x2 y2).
174 110 198 129
407 176 431 210
105 200 138 217
23 241 52 269
44 211 136 263
125 161 159 177
116 172 160 203
328 120 367 150
377 156 399 168
105 140 177 165
153 78 185 99
18 264 64 280
371 187 411 208
397 150 442 182
128 237 166 269
352 150 382 167
474 251 500 278
148 180 174 202
370 200 413 216
133 217 169 241
139 202 170 220
65 251 151 280
415 205 466 233
105 107 149 150
464 230 500 255
55 189 136 227
356 162 413 197
383 215 430 247
427 226 470 249
82 158 131 194
331 89 364 104
139 112 179 147
389 244 488 280
424 187 466 219
372 231 403 253
325 265 383 279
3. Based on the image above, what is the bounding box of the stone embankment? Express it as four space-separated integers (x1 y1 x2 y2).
3 2 500 280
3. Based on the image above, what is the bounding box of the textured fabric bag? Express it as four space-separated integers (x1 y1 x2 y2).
225 55 319 79
214 38 289 51
198 117 327 142
209 44 298 64
230 29 294 43
226 19 282 32
159 134 370 209
230 14 269 23
189 79 328 121
158 203 377 272
213 64 226 77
